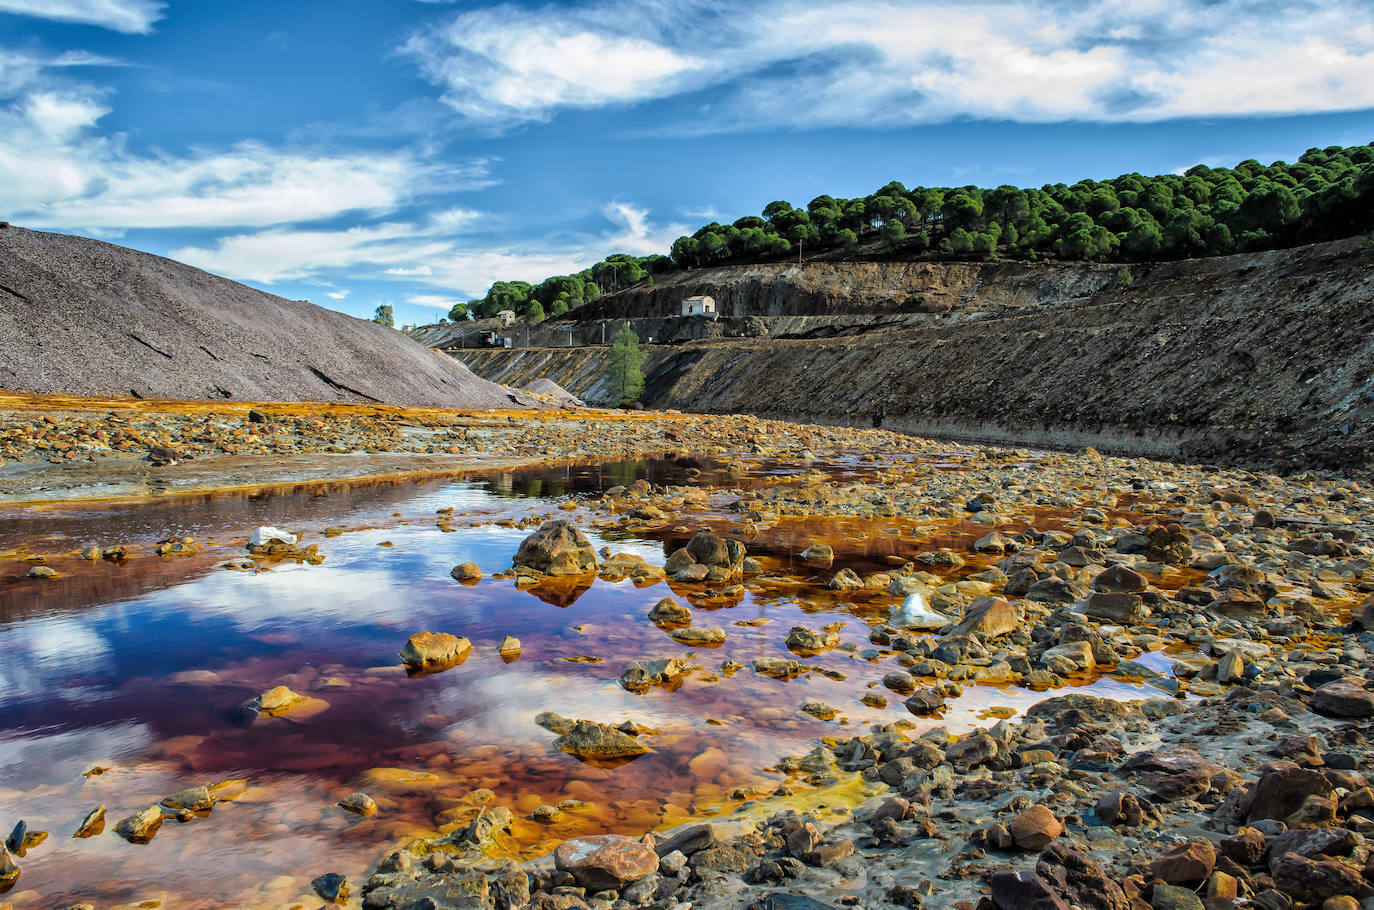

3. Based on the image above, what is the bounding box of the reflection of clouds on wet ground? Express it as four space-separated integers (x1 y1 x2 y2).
0 464 1191 909
0 614 115 705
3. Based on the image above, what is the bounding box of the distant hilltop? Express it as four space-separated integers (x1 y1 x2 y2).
448 142 1374 325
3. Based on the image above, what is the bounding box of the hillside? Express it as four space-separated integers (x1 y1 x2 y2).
454 142 1374 324
453 237 1374 472
0 226 522 409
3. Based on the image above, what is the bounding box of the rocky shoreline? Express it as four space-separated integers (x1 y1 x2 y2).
344 445 1373 910
3 395 1372 910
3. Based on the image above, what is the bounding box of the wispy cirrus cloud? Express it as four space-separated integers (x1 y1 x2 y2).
401 0 1374 132
0 0 166 33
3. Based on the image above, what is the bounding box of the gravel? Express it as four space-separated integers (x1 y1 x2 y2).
0 226 524 409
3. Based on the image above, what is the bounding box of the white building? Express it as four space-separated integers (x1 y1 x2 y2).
681 295 717 318
496 309 517 327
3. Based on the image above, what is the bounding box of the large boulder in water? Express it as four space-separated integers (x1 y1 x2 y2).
513 520 599 576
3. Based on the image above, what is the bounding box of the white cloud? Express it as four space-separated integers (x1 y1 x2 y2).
0 0 165 33
401 4 707 126
407 294 466 309
401 0 1374 131
603 201 686 256
173 198 681 297
174 222 453 283
325 289 349 300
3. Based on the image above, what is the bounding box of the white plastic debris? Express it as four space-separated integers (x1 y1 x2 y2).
888 591 951 631
249 526 298 548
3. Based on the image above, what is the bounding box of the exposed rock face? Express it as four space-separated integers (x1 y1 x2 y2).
0 226 523 408
457 237 1374 471
513 521 599 576
554 834 658 890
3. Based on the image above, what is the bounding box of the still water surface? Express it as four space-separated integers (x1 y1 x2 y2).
0 457 1169 908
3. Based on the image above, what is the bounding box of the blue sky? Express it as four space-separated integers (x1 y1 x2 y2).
1 0 1372 326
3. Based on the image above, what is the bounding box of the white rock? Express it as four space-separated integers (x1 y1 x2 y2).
249 526 297 548
889 592 951 631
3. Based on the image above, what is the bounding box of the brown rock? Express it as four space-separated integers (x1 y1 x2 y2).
554 834 658 890
1094 564 1148 594
1312 679 1374 718
553 720 651 761
1150 841 1216 885
1246 767 1335 824
955 596 1021 639
450 562 482 582
1270 852 1369 903
512 520 598 576
399 631 472 672
1009 805 1063 850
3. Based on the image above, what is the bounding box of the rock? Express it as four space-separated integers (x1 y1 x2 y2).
554 834 658 891
0 844 17 890
553 720 651 760
1035 844 1136 910
669 626 726 646
498 635 522 655
1026 578 1091 603
827 568 864 590
311 872 349 904
450 562 482 582
954 596 1020 639
662 548 695 575
1095 791 1160 828
904 689 945 715
114 805 164 844
72 804 106 838
1216 650 1244 684
249 526 297 548
673 564 711 582
161 786 214 812
1149 841 1216 885
1219 827 1267 866
974 531 1013 553
337 792 377 816
399 631 473 671
647 597 691 625
491 870 531 910
800 544 833 565
619 658 690 691
1247 767 1335 823
889 592 951 631
1151 884 1204 910
1270 852 1369 903
1094 564 1149 593
786 625 840 654
1009 805 1062 850
1082 591 1145 623
248 685 307 716
512 520 598 575
1312 679 1374 717
754 657 805 679
801 701 839 720
990 868 1069 910
1042 640 1096 673
882 670 916 693
685 531 745 571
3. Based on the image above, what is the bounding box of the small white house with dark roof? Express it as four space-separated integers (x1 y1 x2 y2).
680 295 717 318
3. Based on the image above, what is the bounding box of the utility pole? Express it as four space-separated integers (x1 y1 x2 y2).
798 239 803 264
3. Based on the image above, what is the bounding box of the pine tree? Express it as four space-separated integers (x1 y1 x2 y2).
607 323 645 403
